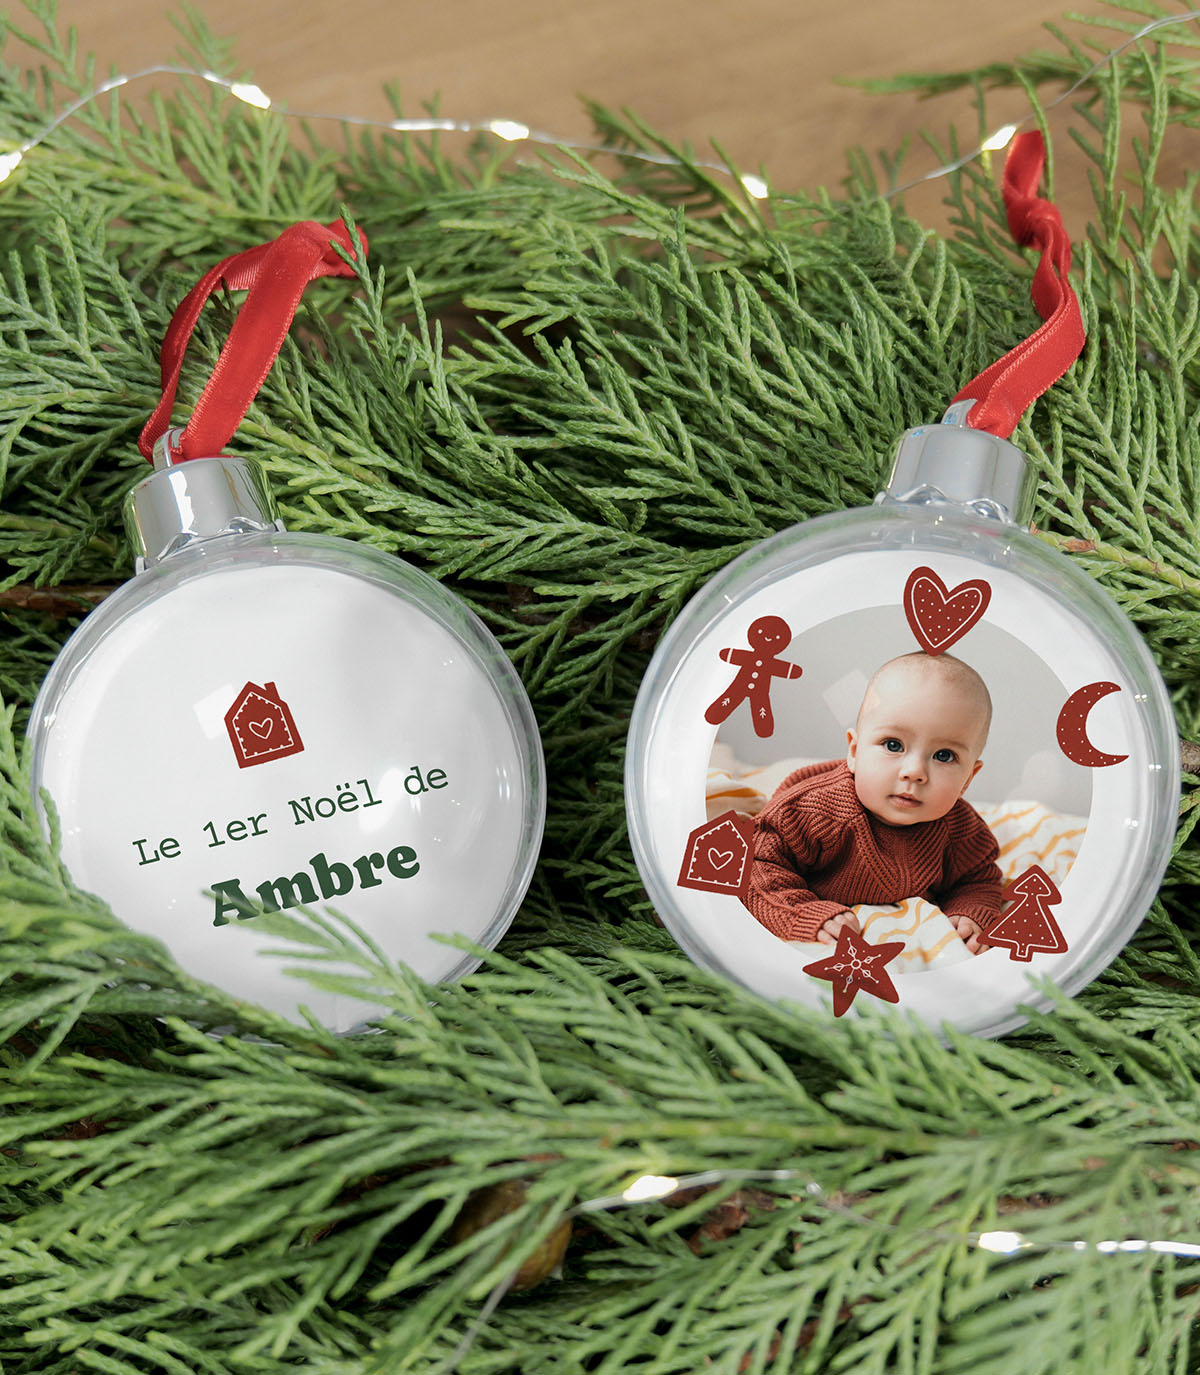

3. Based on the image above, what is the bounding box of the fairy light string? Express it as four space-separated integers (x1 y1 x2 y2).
4 11 1200 1356
1 9 1199 200
438 1165 1200 1372
593 1167 1200 1258
0 61 772 196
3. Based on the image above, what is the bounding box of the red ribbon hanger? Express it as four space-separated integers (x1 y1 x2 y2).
952 131 1085 439
138 218 367 463
138 145 1071 459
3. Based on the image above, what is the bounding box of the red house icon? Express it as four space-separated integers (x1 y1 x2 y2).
224 681 304 769
677 810 755 899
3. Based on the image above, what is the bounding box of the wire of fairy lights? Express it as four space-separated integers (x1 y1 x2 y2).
583 1167 1200 1259
438 1166 1200 1372
0 8 1199 200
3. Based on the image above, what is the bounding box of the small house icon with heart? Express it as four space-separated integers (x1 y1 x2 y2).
224 681 304 769
676 810 755 899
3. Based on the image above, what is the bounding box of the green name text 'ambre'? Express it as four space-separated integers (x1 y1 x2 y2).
211 845 420 924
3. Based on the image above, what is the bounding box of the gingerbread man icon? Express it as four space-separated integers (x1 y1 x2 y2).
704 614 802 738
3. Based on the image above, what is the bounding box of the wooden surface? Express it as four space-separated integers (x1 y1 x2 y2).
21 1 1109 214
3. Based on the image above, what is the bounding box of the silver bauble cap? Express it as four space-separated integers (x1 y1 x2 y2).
879 400 1036 527
124 434 284 570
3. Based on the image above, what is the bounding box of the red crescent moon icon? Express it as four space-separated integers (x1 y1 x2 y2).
1056 681 1128 768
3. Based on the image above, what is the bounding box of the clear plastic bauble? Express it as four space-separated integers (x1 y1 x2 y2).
625 419 1179 1038
28 455 545 1031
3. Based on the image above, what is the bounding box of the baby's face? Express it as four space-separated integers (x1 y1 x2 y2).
846 669 984 827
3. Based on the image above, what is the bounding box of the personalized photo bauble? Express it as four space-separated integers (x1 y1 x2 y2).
28 533 545 1031
625 503 1179 1039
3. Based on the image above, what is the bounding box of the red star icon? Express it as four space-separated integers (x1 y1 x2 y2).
801 925 906 1017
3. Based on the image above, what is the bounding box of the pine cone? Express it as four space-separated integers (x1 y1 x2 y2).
450 1179 573 1291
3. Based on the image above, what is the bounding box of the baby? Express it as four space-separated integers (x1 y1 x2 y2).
744 652 1002 955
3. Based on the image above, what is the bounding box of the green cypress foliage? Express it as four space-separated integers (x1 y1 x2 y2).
2 3 1200 1371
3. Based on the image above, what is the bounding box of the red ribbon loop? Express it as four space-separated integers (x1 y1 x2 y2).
952 132 1084 439
139 218 367 462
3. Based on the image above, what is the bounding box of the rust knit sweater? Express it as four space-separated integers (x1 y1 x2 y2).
744 760 1002 943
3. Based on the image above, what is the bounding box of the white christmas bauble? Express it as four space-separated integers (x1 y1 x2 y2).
28 456 544 1030
626 415 1179 1038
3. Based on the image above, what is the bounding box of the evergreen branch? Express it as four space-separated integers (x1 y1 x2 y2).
0 3 1199 1372
1036 529 1200 597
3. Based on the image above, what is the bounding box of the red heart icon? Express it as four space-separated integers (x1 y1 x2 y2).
903 566 991 655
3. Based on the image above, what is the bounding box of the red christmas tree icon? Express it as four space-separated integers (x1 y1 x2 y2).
987 864 1068 962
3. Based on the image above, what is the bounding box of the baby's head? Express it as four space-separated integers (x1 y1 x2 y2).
845 653 991 827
